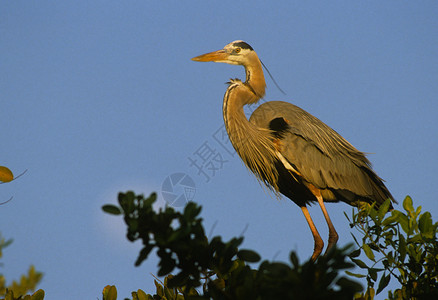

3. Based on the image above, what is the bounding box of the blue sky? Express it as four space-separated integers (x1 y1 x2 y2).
1 1 437 298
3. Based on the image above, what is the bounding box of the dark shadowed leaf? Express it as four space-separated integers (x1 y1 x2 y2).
376 273 391 294
135 245 155 267
147 192 157 202
237 249 261 263
350 233 360 247
183 202 202 220
102 204 122 215
143 193 157 208
343 211 351 223
336 276 363 293
398 233 407 262
290 251 299 268
351 258 368 269
348 248 361 258
158 257 176 276
167 272 189 288
368 268 383 282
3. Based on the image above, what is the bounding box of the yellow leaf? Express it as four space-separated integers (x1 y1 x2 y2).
0 166 14 182
102 285 117 300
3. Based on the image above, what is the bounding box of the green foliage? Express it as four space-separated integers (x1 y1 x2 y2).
0 235 13 262
1 289 44 300
0 233 44 300
2 266 43 298
346 196 438 299
103 285 118 300
102 191 363 299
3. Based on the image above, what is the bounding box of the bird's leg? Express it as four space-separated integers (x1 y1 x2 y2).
300 205 324 261
316 194 339 255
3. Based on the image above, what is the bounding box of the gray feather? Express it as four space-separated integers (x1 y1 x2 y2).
250 101 394 207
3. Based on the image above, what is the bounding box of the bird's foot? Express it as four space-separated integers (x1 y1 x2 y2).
311 240 324 262
323 233 339 257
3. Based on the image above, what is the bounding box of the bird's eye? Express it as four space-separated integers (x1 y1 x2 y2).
235 48 241 53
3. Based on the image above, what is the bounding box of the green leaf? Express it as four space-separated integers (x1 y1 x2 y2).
382 212 399 226
343 211 351 223
136 289 148 300
378 198 391 221
392 211 410 235
102 204 122 215
415 205 422 218
345 270 366 278
363 244 375 261
418 212 433 239
31 289 45 300
351 258 368 269
365 287 376 300
164 284 174 299
237 249 261 263
4 290 13 300
103 285 117 300
376 273 390 294
154 280 164 297
350 233 361 247
403 196 414 215
398 233 407 263
369 206 378 223
0 237 13 249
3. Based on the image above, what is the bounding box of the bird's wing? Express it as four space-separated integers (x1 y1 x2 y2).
249 101 393 204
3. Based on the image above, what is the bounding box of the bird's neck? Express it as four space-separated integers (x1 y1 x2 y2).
222 62 279 193
222 57 266 140
222 57 266 143
244 59 266 102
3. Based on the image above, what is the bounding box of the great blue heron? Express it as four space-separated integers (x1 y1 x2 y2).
192 40 395 261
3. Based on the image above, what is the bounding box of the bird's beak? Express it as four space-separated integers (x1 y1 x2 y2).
191 49 229 62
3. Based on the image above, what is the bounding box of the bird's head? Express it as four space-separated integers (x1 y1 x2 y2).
192 40 257 66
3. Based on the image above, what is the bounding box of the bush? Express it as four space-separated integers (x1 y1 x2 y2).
102 191 362 299
346 196 438 299
0 233 44 300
